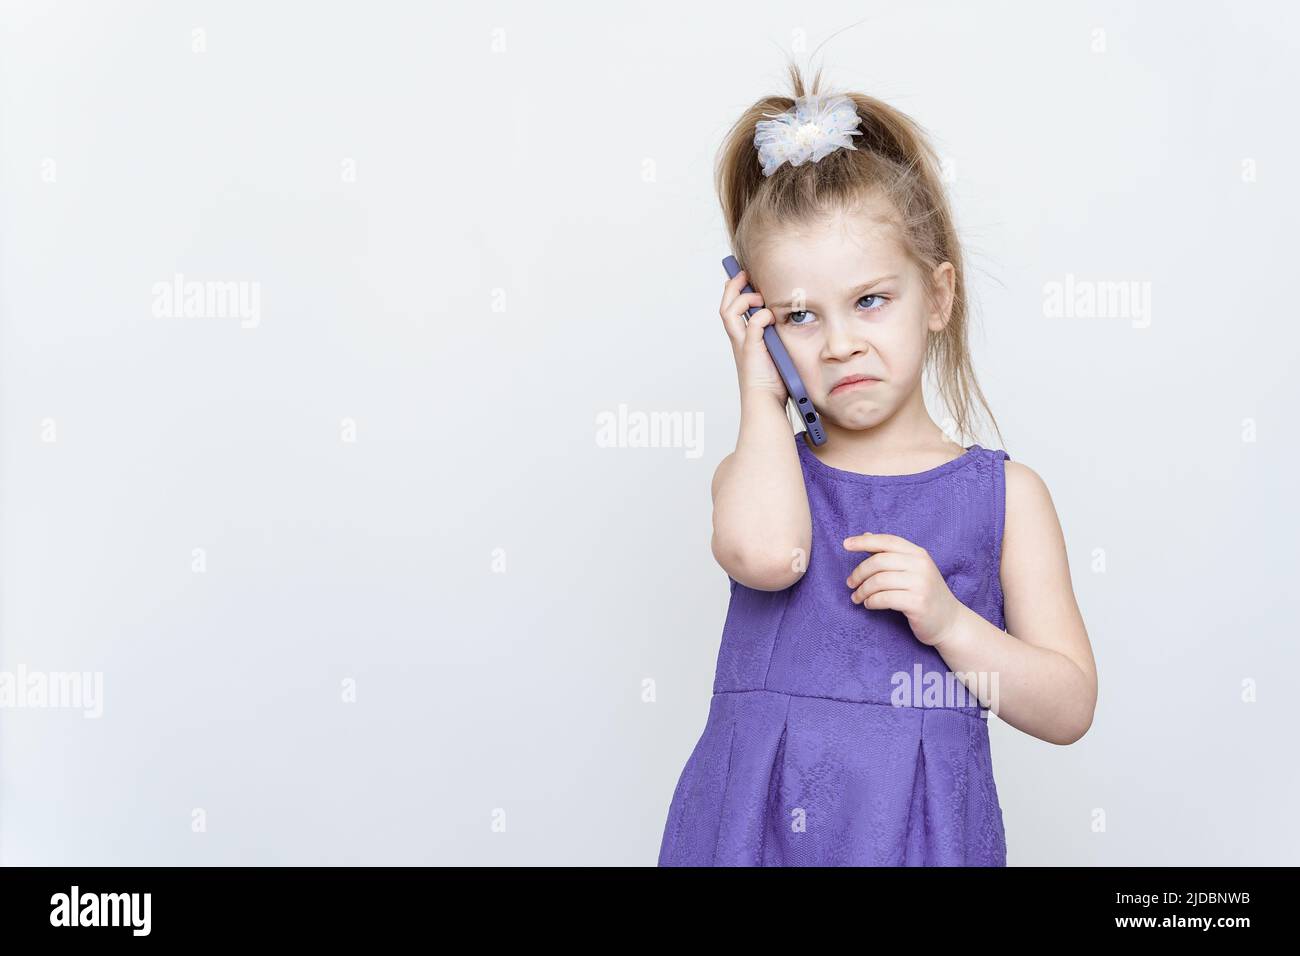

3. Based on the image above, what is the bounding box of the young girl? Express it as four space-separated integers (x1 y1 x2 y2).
658 65 1097 867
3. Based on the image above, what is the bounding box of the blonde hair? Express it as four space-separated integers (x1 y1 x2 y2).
716 61 1004 450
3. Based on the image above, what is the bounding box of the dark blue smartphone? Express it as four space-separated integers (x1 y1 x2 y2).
722 256 826 446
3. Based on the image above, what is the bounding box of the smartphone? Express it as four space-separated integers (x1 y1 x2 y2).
722 256 826 446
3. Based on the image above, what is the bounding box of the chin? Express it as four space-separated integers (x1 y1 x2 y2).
825 408 885 430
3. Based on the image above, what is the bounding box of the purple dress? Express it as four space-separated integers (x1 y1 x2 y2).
658 435 1011 866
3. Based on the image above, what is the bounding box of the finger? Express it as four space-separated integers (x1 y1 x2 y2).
845 552 911 589
861 588 916 613
719 290 763 327
843 532 921 554
743 308 769 338
718 270 755 315
720 293 765 346
850 570 912 605
742 307 776 349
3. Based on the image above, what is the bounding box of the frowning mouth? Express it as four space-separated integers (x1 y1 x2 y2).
830 374 881 395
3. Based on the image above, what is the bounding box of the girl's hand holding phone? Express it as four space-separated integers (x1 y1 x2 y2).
719 269 788 406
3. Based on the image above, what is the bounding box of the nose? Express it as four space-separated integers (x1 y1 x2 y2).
822 314 870 362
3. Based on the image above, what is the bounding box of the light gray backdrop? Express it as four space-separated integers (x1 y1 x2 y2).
1 0 1296 865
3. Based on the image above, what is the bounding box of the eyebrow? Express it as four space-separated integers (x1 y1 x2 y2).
766 275 899 310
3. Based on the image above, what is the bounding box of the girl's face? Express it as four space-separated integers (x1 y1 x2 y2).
746 200 954 432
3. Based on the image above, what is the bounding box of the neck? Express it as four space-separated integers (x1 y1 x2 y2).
812 382 963 469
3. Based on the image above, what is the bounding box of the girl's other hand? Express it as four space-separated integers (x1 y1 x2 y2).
719 269 788 406
843 533 965 647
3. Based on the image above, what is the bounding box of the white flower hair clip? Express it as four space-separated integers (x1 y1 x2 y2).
753 92 863 177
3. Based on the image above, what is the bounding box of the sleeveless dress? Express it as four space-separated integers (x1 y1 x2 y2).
658 434 1012 866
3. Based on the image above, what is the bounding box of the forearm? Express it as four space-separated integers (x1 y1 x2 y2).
933 603 1094 745
712 393 811 584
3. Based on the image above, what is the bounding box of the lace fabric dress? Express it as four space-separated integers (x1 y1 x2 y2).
658 435 1012 866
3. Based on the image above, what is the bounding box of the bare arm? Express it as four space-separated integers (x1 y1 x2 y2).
710 394 812 591
709 267 813 592
932 460 1098 744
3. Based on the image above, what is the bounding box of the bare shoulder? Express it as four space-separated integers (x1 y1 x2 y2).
1000 458 1072 618
1003 459 1059 528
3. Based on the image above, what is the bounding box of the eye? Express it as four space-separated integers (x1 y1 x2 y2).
784 294 888 326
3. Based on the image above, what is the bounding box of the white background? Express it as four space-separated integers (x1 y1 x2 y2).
1 0 1297 864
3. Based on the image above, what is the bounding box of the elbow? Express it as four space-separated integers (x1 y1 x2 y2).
1043 663 1097 745
738 564 805 592
1049 703 1096 746
713 536 808 592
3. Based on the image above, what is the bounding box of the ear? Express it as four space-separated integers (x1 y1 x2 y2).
927 262 956 332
